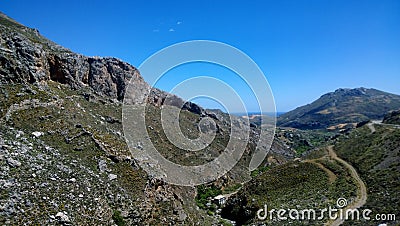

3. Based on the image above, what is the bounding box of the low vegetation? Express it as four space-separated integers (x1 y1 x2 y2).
221 158 358 225
335 125 400 225
195 184 222 210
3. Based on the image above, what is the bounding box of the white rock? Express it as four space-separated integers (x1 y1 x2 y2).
31 131 43 138
16 131 24 138
98 160 108 173
3 181 14 188
108 174 117 181
55 212 70 222
7 158 21 168
69 178 76 183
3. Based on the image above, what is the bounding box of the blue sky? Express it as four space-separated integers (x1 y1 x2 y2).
1 0 399 112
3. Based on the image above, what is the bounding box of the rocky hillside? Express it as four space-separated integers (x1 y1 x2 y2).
278 88 400 130
335 123 400 225
220 145 359 225
221 123 400 225
0 12 294 225
382 109 400 125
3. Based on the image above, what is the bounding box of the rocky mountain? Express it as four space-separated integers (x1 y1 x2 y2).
1 12 189 109
278 87 400 130
0 12 293 225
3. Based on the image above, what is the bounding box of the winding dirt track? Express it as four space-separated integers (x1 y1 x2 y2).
304 158 337 183
327 145 367 226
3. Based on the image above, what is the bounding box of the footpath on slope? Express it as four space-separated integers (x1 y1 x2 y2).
304 157 337 183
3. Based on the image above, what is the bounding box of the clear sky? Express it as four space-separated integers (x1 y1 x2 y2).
1 0 399 112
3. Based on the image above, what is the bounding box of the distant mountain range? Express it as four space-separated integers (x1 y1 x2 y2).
277 87 400 130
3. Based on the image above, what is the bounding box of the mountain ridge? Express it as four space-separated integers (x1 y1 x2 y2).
0 11 215 116
277 87 400 130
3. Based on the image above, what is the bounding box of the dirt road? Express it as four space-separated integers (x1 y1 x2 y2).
367 122 376 133
327 145 367 226
367 120 400 133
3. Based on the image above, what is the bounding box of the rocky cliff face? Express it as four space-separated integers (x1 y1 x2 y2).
0 13 146 102
0 12 208 114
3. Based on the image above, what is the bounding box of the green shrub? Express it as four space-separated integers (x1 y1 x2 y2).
112 210 125 226
195 184 222 209
250 165 269 177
